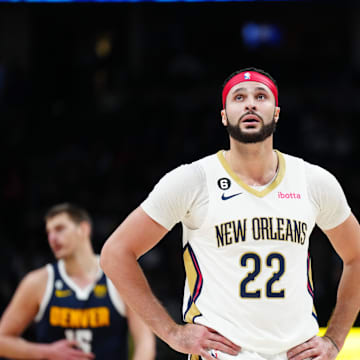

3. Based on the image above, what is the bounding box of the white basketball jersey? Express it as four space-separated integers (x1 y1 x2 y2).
182 151 319 354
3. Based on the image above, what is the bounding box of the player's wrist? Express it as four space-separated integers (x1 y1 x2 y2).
165 323 183 347
38 343 53 359
323 335 340 353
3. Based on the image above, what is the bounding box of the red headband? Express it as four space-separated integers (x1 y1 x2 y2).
222 71 278 108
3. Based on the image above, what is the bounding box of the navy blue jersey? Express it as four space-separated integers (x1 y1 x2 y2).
35 260 128 359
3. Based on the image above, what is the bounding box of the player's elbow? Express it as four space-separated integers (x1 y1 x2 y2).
99 246 107 274
134 332 157 360
99 236 117 276
100 232 132 276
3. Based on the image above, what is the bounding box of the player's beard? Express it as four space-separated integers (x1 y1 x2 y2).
225 113 277 144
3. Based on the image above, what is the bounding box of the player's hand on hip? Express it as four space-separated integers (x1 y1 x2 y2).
287 335 339 360
46 339 95 360
168 323 241 360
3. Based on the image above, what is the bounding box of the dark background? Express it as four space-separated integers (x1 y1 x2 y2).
0 2 360 359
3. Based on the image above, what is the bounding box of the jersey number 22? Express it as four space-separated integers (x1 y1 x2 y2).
240 252 285 298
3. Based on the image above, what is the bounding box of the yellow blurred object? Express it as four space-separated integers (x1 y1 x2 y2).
318 328 360 359
95 34 112 58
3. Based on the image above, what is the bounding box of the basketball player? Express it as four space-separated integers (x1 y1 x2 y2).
100 68 360 360
0 203 156 360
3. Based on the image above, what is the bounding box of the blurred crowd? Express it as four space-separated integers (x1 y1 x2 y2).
0 2 360 358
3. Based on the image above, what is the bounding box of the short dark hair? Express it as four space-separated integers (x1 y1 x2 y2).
44 203 92 229
222 67 278 94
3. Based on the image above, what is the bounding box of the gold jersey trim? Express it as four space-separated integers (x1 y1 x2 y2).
189 355 200 360
183 245 202 323
217 150 286 198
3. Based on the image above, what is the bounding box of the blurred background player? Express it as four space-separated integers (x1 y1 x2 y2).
0 203 156 360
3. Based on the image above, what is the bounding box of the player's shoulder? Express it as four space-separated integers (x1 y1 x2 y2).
280 151 333 179
302 158 337 183
291 155 340 191
21 265 49 288
14 265 50 305
279 150 305 166
187 151 221 175
163 152 216 183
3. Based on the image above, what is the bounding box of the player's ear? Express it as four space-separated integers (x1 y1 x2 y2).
221 109 228 126
274 106 280 123
79 221 91 238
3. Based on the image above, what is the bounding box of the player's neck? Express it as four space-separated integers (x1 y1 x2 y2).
226 138 278 186
62 247 100 287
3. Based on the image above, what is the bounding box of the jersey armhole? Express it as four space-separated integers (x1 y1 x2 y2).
106 278 126 317
34 264 54 322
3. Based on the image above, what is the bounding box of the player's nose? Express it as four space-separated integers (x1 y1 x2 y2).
48 232 57 244
245 98 257 110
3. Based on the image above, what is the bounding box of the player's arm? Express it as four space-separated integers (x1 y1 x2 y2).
0 267 94 360
126 304 156 360
322 213 360 349
288 213 360 360
100 206 240 360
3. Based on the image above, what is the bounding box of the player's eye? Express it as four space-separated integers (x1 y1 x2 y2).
55 225 65 233
257 94 266 100
235 95 243 101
